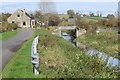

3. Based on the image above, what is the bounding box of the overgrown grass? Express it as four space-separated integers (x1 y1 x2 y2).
37 30 118 78
75 32 119 58
0 30 18 41
2 29 118 78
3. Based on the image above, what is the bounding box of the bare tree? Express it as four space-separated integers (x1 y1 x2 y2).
39 0 57 14
34 10 44 27
38 0 58 27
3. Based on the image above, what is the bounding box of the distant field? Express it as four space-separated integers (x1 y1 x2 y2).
88 17 108 20
81 17 108 22
81 17 98 22
58 14 69 19
75 32 118 58
0 30 18 41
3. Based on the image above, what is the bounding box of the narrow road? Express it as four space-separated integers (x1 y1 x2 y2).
0 29 34 73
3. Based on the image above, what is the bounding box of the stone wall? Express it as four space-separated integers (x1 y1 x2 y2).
76 29 86 37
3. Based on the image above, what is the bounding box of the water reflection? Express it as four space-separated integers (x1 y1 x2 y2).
61 32 120 70
61 32 76 47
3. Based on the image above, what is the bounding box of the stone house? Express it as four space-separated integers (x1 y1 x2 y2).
7 9 35 28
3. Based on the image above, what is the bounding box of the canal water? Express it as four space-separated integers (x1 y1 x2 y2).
61 32 120 71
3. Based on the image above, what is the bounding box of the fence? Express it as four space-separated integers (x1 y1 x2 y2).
31 36 39 75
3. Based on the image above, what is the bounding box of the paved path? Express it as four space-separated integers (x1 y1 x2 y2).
0 29 34 72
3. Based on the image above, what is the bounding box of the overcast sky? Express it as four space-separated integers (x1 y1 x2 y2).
1 0 120 2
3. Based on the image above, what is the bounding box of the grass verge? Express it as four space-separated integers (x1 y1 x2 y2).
0 30 18 41
2 29 38 78
75 32 118 58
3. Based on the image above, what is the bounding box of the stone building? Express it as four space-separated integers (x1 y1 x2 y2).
7 9 35 28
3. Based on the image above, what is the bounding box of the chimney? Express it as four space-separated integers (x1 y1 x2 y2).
23 9 26 13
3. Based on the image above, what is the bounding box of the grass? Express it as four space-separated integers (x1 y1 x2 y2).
0 30 18 41
58 14 69 19
81 17 98 22
2 29 38 78
75 32 119 58
37 30 118 78
2 29 118 78
88 17 108 20
81 17 108 22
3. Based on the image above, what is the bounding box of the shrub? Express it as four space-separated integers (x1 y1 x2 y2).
10 23 18 30
105 21 114 27
107 14 115 19
76 20 99 33
48 15 61 26
2 21 18 32
98 19 108 25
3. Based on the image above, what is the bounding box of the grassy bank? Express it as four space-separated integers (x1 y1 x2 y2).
75 32 118 58
37 30 118 78
2 29 118 78
0 30 18 41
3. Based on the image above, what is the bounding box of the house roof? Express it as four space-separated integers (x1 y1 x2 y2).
17 9 34 19
25 12 34 19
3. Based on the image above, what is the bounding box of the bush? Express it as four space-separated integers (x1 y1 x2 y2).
2 21 18 32
10 23 18 30
98 19 108 25
107 14 115 19
105 21 114 27
48 15 61 26
34 23 40 28
76 20 99 33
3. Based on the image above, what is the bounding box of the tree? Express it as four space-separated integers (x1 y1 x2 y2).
39 0 57 27
2 13 11 21
34 10 44 27
48 14 60 26
96 11 101 17
100 13 102 17
89 12 95 17
39 0 57 14
107 14 115 19
67 10 75 18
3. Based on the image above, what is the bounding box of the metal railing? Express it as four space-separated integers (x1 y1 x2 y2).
31 36 39 75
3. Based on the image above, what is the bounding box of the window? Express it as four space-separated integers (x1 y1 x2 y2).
17 14 20 17
12 21 15 23
23 21 26 26
32 21 35 25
